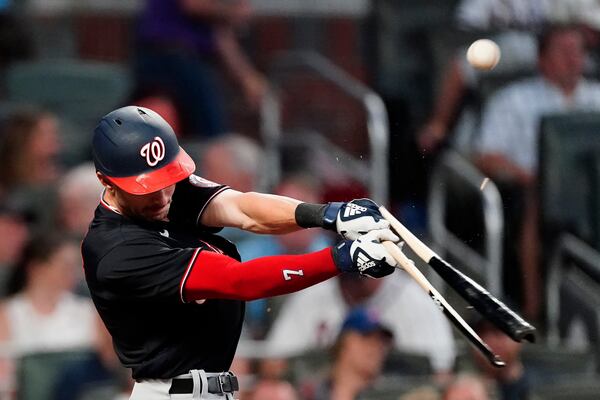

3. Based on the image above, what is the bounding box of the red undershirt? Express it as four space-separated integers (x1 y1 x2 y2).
181 248 339 302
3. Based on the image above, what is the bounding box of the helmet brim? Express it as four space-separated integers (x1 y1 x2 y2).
107 147 196 195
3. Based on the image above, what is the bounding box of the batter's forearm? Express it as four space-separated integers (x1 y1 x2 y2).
235 192 303 233
201 190 312 233
181 248 339 301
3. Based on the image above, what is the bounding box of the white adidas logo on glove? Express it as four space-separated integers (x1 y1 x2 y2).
335 199 390 240
344 203 368 218
356 252 376 271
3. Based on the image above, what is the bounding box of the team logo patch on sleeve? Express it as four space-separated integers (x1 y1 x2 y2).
189 174 220 188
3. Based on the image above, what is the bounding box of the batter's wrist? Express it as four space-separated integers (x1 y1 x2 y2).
331 240 353 272
322 202 343 230
295 202 344 230
295 203 326 228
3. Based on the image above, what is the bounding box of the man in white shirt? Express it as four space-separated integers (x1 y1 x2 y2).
418 0 600 153
266 273 456 374
476 25 600 179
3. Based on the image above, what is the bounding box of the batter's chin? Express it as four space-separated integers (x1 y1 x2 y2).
153 210 171 222
144 205 171 222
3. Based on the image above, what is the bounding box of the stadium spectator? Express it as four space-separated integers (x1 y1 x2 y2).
228 356 255 400
417 0 600 154
0 107 62 228
0 203 29 294
399 386 441 400
475 25 600 179
0 107 61 193
134 0 267 137
250 379 299 400
200 133 265 245
200 133 264 193
474 25 600 319
56 162 104 240
443 374 490 400
307 307 393 400
0 234 97 353
0 235 98 392
266 271 456 374
127 86 183 136
471 320 529 400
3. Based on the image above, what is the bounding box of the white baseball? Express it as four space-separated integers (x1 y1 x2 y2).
466 39 501 70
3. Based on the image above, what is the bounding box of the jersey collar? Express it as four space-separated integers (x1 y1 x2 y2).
100 189 122 215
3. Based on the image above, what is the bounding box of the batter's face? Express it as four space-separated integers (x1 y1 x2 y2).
98 173 176 221
115 185 176 221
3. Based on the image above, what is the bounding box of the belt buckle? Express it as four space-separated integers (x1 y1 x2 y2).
216 372 229 393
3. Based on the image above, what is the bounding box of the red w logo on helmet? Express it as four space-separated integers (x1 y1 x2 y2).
140 137 166 167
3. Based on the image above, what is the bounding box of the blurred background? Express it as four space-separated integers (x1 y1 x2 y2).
1 0 600 399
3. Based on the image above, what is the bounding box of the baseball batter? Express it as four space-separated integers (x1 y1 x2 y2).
82 106 401 400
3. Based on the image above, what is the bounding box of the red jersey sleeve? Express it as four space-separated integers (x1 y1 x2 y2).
181 248 339 302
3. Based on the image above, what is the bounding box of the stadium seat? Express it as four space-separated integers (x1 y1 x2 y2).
78 384 120 400
16 350 97 400
531 378 600 400
521 343 596 385
5 60 131 165
383 350 432 376
538 112 600 251
361 376 435 400
287 348 330 383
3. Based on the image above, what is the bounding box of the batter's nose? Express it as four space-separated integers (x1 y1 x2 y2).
149 187 172 204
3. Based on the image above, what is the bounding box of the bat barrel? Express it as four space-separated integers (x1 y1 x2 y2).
429 258 536 343
380 206 536 343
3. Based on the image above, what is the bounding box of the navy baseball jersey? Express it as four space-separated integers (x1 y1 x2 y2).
82 175 245 380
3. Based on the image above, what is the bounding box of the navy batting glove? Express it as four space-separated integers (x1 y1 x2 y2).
331 230 398 278
295 199 390 239
325 198 390 240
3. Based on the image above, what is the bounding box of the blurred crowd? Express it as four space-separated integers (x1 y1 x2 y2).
1 0 600 399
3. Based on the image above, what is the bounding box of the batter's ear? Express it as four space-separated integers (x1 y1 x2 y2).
96 172 112 190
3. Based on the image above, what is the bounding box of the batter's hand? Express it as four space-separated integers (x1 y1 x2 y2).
332 229 399 278
327 198 390 240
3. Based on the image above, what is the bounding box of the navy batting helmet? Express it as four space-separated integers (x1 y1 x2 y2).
92 106 195 195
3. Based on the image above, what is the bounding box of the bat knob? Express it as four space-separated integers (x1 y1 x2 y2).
491 356 506 368
514 325 537 343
